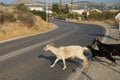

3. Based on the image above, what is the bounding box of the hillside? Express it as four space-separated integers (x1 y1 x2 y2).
0 5 52 41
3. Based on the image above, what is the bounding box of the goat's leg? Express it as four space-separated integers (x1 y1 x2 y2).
50 58 59 68
83 57 89 69
77 56 88 69
118 52 120 56
118 31 120 40
91 57 97 62
105 55 116 66
91 55 97 62
62 59 66 70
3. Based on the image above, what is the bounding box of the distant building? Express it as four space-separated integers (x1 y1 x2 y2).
72 10 85 14
12 0 46 12
29 6 44 11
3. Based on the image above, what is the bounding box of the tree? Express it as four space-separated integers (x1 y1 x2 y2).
32 10 46 21
88 10 102 20
62 4 69 14
0 2 4 4
52 3 60 14
16 3 29 12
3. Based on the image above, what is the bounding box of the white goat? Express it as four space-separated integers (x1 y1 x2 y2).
44 43 89 70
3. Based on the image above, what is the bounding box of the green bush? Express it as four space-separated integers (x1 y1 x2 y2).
52 3 60 14
68 12 80 19
86 10 117 21
101 11 116 20
82 12 88 20
32 10 46 21
88 10 102 21
16 3 29 12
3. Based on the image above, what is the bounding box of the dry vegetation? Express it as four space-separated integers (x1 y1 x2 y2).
69 18 117 27
0 17 52 41
79 20 117 25
0 5 52 41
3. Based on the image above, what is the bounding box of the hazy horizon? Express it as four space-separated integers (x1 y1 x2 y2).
1 0 120 4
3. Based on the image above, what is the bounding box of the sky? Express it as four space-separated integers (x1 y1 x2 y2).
0 0 120 4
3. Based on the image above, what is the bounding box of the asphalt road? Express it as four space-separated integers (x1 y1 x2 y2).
0 20 105 80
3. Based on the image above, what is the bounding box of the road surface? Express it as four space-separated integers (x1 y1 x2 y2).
0 20 106 80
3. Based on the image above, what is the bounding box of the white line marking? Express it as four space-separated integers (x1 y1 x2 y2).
0 26 78 62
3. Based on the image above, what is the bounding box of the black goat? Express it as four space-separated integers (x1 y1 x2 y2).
92 38 120 56
87 45 116 66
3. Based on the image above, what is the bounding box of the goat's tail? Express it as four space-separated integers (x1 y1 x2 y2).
83 47 89 50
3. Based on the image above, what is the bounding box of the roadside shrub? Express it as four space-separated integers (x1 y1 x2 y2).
32 10 46 21
86 10 117 24
0 12 16 23
16 3 29 12
0 5 35 28
82 12 88 20
17 12 35 28
4 13 16 22
0 12 4 25
68 12 80 19
88 10 102 21
15 4 35 28
101 11 116 20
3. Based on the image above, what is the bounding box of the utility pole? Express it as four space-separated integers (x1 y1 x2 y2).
71 0 75 19
101 1 103 11
60 0 61 10
71 0 73 11
46 0 48 22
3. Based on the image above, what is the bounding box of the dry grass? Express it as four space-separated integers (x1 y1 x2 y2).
0 16 52 41
34 16 52 31
79 20 117 26
69 19 117 25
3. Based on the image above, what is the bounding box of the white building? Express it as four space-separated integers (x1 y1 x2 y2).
72 9 85 14
29 6 53 14
29 6 44 11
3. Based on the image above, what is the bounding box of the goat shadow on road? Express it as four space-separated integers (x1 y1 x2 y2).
38 54 93 80
38 54 82 68
89 33 118 41
95 58 120 74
